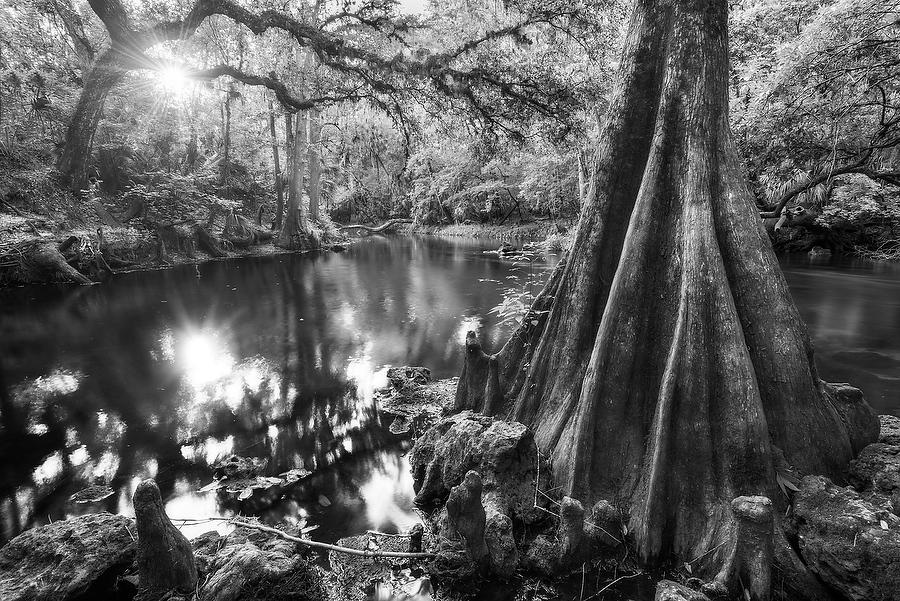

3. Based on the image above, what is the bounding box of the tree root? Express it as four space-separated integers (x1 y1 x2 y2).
193 224 227 258
10 241 93 284
223 210 275 248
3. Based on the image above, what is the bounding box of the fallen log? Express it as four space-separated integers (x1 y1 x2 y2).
339 218 412 234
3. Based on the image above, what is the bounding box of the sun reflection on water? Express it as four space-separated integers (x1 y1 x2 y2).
358 454 420 533
178 329 235 389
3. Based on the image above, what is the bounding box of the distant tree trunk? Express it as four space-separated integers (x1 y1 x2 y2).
56 49 126 190
307 109 322 222
183 128 198 174
269 100 284 231
455 1 877 597
221 86 233 185
277 110 308 249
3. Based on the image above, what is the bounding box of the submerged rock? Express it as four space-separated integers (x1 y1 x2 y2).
0 513 136 601
387 366 431 389
213 455 267 480
794 475 900 601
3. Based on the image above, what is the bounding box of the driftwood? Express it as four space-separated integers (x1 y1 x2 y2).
173 517 435 559
339 218 412 234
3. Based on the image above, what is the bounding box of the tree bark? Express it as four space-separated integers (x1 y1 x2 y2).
55 48 126 190
455 0 878 595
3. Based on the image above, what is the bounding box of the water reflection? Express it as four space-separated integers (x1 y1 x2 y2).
0 236 550 544
2 238 899 547
781 254 900 413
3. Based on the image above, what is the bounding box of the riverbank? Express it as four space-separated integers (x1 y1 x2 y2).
0 205 349 287
408 218 576 251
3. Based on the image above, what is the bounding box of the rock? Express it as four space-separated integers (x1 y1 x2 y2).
849 442 900 494
386 366 431 389
376 374 456 433
0 513 136 601
794 475 900 601
409 411 549 525
848 415 900 516
878 414 900 446
213 455 267 480
202 527 326 601
655 579 709 600
824 383 880 454
133 480 198 600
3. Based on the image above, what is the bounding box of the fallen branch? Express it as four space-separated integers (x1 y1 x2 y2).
180 517 435 559
339 218 412 234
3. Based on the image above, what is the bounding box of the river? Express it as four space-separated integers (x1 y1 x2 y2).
0 235 898 548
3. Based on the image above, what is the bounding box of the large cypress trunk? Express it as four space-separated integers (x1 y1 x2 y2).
56 49 126 190
456 0 878 593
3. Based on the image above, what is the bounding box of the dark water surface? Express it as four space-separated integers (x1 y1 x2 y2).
1 236 898 549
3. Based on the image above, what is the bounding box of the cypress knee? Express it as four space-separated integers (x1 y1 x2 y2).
445 470 489 569
133 480 197 600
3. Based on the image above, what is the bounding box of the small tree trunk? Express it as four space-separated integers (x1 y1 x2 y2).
221 86 233 185
307 109 322 222
269 100 284 231
56 49 126 190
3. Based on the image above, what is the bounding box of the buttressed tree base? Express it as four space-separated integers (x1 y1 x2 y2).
455 0 879 596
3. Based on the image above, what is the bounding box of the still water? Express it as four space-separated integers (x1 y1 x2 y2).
0 235 898 548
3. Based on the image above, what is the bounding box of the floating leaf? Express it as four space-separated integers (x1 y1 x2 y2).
318 494 331 507
198 480 221 493
881 520 889 530
280 468 312 484
238 487 254 500
69 485 115 504
684 562 692 574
